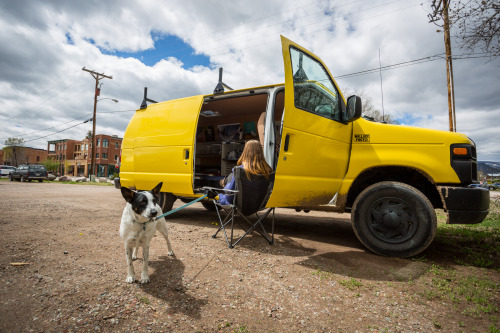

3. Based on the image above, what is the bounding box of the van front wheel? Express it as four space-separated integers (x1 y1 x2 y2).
351 181 436 258
158 192 176 213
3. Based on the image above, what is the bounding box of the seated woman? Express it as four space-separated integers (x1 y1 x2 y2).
218 140 271 205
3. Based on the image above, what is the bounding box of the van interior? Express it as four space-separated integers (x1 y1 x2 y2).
193 88 284 190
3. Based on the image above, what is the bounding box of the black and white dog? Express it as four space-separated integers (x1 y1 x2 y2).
120 182 174 284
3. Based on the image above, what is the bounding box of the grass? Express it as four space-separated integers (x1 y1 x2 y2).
46 180 114 186
421 264 498 317
432 198 500 269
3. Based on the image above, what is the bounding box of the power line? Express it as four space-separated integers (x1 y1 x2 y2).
0 113 93 141
22 118 93 143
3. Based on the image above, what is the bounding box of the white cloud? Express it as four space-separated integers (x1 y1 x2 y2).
0 0 498 162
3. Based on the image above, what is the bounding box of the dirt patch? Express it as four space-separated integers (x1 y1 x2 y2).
0 181 498 332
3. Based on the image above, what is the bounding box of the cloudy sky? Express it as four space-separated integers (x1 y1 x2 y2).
0 0 498 161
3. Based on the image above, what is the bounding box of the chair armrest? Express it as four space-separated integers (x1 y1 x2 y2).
202 186 238 194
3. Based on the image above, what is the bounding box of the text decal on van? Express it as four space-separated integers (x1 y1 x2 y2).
354 134 370 142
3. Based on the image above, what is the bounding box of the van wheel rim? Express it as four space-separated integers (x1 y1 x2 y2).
367 197 418 244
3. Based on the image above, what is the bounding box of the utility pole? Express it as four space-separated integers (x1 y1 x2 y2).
82 67 113 179
443 0 456 132
429 0 457 132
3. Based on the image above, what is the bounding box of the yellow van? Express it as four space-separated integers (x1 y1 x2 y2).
119 36 490 257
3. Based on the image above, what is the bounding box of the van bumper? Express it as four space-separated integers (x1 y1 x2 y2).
439 186 490 224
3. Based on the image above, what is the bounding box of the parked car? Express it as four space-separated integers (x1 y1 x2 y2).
9 164 48 182
0 165 16 178
487 183 499 190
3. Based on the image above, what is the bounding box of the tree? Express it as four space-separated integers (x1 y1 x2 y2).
42 159 59 173
429 0 499 57
86 130 93 140
344 89 399 124
3 138 26 167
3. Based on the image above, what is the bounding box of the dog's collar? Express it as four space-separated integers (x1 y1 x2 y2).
135 219 154 230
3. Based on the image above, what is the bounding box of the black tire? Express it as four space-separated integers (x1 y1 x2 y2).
38 179 43 183
9 175 13 181
158 192 176 213
201 201 216 211
351 181 437 258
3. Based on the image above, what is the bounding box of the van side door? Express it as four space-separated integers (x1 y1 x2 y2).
267 36 352 208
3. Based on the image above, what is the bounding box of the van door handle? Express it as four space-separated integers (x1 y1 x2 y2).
184 149 189 159
284 134 290 152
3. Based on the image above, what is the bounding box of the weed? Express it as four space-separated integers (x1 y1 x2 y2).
339 277 363 291
312 268 335 280
412 255 428 262
138 296 150 304
433 319 442 329
471 256 494 268
234 325 249 333
489 324 500 333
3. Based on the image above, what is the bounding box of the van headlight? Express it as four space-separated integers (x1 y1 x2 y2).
450 143 477 184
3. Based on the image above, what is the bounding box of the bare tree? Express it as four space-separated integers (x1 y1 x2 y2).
429 0 499 57
344 89 399 124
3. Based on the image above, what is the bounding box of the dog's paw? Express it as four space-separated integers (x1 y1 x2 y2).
139 276 150 284
167 251 174 256
125 276 135 284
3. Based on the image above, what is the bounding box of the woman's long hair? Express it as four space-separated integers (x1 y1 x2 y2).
237 140 271 179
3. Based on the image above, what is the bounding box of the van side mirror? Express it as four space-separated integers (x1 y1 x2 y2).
344 95 362 122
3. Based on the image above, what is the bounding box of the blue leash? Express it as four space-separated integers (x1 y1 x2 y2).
151 194 208 221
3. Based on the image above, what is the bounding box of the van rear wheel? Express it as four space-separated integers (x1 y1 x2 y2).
351 181 436 258
158 192 176 213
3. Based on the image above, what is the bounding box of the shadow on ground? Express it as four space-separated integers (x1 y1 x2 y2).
165 205 433 282
140 256 208 319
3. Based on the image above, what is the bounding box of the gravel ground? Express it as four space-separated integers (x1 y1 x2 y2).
0 181 498 332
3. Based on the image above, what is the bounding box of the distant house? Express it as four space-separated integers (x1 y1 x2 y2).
47 134 122 177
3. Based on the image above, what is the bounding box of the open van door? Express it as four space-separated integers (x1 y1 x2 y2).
120 95 203 195
266 36 352 208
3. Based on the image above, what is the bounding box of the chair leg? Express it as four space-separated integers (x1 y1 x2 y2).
212 203 235 248
230 206 235 248
230 208 275 247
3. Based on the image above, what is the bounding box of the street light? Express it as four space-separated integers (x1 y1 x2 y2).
98 98 119 103
90 97 118 180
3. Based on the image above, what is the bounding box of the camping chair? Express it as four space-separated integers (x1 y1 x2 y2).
204 168 275 248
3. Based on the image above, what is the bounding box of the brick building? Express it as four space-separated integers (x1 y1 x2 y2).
93 134 122 177
47 139 79 175
48 135 122 177
1 146 48 166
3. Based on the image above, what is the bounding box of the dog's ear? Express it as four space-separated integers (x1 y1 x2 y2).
151 182 163 197
121 187 135 203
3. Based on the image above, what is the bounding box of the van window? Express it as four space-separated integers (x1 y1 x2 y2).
290 47 340 121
